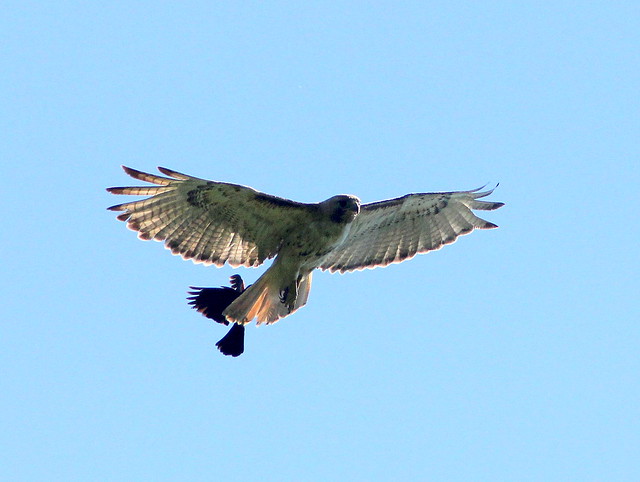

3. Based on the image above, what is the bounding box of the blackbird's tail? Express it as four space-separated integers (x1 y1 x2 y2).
215 323 245 357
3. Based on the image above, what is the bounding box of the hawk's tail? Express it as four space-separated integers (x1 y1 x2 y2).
223 267 312 325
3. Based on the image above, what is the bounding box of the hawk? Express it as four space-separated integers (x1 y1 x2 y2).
107 166 503 327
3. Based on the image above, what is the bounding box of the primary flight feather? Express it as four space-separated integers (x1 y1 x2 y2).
107 166 503 325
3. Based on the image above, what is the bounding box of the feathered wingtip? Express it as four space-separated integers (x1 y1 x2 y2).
121 166 174 185
468 183 505 214
106 165 204 218
157 166 196 180
106 165 199 195
229 274 245 292
106 166 175 214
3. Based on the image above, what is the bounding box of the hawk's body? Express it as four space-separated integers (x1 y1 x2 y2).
108 166 503 325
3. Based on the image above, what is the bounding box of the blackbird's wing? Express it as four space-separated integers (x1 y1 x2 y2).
187 286 243 325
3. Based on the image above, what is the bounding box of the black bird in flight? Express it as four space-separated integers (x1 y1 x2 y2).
188 274 248 357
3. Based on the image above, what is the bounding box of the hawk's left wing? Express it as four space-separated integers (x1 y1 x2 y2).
319 186 503 273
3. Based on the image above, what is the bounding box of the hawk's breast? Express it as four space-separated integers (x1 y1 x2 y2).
283 215 355 270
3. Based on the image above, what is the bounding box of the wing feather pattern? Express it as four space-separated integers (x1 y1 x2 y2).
320 186 503 273
107 166 316 267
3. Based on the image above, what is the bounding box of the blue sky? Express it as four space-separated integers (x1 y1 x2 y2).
2 1 639 480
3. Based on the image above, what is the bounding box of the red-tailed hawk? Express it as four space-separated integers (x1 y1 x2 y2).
107 166 503 327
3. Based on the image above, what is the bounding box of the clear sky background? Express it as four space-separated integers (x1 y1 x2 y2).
2 1 639 480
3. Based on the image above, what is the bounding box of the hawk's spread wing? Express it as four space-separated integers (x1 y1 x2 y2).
320 186 503 273
107 166 317 267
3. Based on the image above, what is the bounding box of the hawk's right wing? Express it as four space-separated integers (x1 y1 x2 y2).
107 166 316 267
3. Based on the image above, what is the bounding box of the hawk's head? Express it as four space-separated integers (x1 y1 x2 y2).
322 195 361 224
